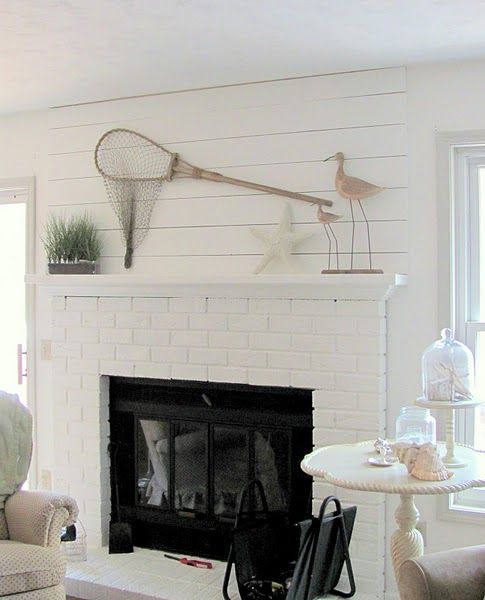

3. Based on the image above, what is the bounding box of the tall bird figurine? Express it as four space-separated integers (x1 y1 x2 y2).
324 152 385 273
317 206 342 270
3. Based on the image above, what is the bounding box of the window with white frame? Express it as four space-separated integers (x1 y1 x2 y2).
441 139 485 516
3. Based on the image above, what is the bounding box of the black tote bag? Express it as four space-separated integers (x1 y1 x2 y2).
287 496 356 600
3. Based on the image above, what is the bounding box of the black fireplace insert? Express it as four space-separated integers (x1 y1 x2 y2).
109 377 313 559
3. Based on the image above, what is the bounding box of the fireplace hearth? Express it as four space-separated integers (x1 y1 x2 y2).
109 377 313 559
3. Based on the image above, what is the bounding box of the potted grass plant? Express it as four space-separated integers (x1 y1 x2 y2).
43 213 102 274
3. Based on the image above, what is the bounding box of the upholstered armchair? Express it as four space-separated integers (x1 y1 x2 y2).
0 390 79 598
398 544 485 600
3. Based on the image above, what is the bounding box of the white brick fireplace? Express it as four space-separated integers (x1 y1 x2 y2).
42 273 405 598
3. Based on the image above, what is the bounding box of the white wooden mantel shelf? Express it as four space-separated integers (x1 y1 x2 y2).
26 273 407 301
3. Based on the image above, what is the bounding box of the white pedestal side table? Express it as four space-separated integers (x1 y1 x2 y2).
301 440 485 582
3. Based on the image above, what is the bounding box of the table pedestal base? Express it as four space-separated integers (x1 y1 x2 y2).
391 494 424 579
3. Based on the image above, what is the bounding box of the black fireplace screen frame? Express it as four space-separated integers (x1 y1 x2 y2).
109 377 313 559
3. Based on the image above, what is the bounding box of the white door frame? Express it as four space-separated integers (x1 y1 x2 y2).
0 177 37 487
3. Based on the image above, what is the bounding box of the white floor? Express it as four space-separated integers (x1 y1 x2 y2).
65 547 240 600
65 547 368 600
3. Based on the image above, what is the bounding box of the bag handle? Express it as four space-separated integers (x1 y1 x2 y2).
319 496 356 598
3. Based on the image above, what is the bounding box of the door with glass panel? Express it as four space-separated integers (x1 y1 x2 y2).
0 184 31 405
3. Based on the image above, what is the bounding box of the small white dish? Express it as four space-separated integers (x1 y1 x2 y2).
368 457 396 467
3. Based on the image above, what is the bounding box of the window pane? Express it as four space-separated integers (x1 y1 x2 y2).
174 422 207 513
479 168 485 319
213 426 248 517
138 419 170 507
474 332 485 450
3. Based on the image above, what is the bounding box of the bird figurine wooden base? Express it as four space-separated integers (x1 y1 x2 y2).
323 151 385 273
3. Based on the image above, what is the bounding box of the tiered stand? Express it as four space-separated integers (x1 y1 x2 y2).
415 397 483 467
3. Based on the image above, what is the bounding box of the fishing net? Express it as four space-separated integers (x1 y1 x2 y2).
94 129 177 268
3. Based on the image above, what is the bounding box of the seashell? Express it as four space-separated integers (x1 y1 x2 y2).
392 442 421 473
410 443 453 481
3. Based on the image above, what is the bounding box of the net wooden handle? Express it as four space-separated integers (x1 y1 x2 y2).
174 161 333 207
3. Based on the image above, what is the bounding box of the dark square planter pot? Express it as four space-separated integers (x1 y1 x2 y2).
48 261 97 274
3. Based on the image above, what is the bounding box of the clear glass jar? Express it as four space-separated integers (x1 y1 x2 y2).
395 406 436 444
422 328 475 402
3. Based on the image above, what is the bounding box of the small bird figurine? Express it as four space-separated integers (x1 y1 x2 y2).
316 207 342 270
324 152 385 271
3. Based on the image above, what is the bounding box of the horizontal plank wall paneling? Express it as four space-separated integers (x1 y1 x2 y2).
47 67 408 275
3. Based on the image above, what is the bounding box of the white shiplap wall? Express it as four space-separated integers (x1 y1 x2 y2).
47 67 407 275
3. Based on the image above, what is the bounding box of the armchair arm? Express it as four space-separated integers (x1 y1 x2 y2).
398 545 485 600
5 490 78 548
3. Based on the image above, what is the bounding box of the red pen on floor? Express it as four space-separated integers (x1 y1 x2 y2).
164 553 213 569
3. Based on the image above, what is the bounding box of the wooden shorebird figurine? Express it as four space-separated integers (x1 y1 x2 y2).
316 206 342 270
324 152 385 273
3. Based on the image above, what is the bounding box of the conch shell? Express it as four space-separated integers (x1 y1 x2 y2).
392 442 452 481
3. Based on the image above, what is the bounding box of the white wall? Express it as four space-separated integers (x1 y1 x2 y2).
385 58 485 594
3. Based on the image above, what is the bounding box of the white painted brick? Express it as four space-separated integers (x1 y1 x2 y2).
269 315 312 333
208 365 248 384
229 314 268 331
357 429 385 442
208 298 248 313
116 312 149 329
312 409 336 427
291 299 336 315
82 374 100 391
228 350 267 368
336 335 385 355
249 298 290 314
292 334 336 353
52 327 66 342
82 343 115 360
66 297 98 311
313 390 358 410
99 360 134 377
53 311 81 327
335 410 380 431
189 313 227 331
67 327 99 343
291 371 335 390
52 296 66 311
358 317 385 336
66 404 82 421
55 373 82 390
133 329 170 346
83 311 115 328
336 373 382 393
172 364 207 381
68 388 97 405
52 357 67 374
336 300 384 317
358 354 386 375
313 316 357 335
99 328 133 344
169 297 207 312
313 427 358 445
189 348 227 365
134 362 171 379
312 481 337 501
99 297 132 311
249 332 292 351
133 297 168 312
267 351 311 370
311 353 357 373
171 330 208 347
52 342 81 358
152 313 189 330
209 331 248 348
82 404 102 424
248 368 290 387
151 346 188 363
116 345 150 361
68 358 99 374
358 392 385 411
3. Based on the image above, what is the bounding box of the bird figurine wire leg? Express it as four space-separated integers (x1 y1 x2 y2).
358 198 373 270
324 151 385 273
317 206 342 271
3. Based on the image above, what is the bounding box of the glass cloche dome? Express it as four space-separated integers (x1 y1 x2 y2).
422 328 475 402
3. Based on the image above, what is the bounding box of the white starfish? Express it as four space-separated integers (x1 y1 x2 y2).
250 204 314 274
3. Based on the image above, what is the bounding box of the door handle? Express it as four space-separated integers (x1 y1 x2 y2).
17 343 27 385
